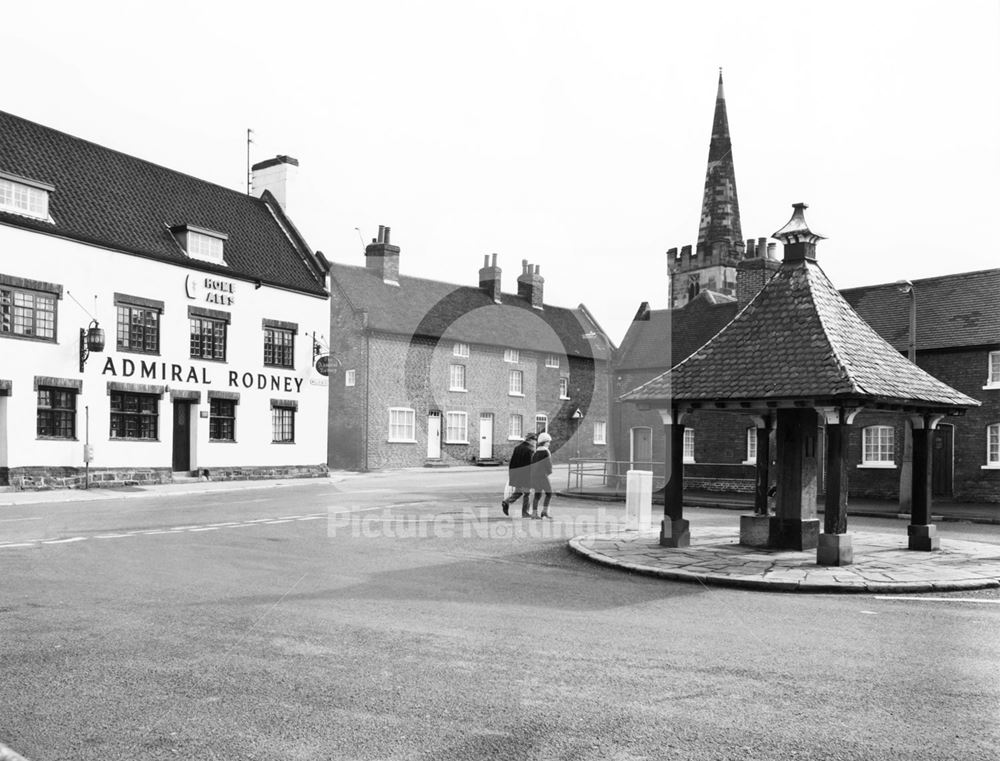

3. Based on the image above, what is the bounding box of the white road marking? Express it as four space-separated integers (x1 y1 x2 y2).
42 537 86 544
95 534 132 539
875 596 1000 604
0 542 37 548
188 527 221 532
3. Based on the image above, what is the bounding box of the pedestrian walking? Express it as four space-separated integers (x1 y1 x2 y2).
502 433 535 516
530 431 554 519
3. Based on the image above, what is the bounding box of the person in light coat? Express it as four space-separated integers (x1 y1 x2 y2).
530 431 554 519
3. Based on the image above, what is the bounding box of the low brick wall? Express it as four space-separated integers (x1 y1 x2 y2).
6 464 327 491
198 464 328 482
684 476 754 494
8 466 172 491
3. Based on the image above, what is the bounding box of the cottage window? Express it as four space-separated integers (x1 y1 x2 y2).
453 342 470 358
504 348 519 363
110 391 158 440
37 386 76 439
388 408 416 443
509 369 523 396
209 399 236 441
987 351 1000 388
445 411 468 444
508 413 523 440
683 428 695 463
1 285 56 341
190 316 227 360
593 421 607 445
115 295 162 354
0 173 51 220
987 423 1000 468
745 427 757 464
449 364 467 391
344 369 356 387
862 425 895 467
271 400 296 443
545 355 560 368
186 230 225 263
559 377 570 400
264 328 294 368
535 414 548 434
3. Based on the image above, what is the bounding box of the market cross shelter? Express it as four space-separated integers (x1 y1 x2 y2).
621 204 979 565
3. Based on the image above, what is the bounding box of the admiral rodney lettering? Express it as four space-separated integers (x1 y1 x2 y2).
101 357 303 393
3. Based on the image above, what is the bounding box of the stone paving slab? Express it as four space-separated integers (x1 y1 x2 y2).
569 527 1000 593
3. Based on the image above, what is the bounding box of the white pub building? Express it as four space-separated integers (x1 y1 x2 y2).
0 111 331 489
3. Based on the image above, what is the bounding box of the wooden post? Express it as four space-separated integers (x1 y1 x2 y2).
754 415 773 516
908 414 940 551
817 407 855 565
770 408 820 550
659 408 690 547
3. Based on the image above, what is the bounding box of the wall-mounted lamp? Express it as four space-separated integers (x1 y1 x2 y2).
79 319 105 372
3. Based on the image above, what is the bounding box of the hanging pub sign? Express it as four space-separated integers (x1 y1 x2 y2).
314 354 331 376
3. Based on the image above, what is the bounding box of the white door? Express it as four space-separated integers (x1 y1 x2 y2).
427 412 441 459
630 427 652 468
479 414 493 459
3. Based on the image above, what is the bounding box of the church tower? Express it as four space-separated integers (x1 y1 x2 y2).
668 71 771 309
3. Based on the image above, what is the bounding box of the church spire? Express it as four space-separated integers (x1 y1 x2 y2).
696 69 743 259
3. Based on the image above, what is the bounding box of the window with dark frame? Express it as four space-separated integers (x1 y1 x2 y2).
272 406 295 443
37 386 76 438
116 303 160 353
209 398 236 441
110 391 158 440
264 327 295 368
1 285 56 341
190 315 227 360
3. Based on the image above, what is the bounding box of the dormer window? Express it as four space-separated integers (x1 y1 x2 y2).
172 224 228 265
0 172 53 221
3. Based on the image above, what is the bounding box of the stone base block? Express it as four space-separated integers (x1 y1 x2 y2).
739 515 772 547
817 533 853 566
660 519 690 548
908 523 940 551
769 517 820 551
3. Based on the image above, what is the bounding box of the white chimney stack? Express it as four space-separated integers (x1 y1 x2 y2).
251 155 299 212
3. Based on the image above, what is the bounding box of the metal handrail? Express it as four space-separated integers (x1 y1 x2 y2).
566 458 667 494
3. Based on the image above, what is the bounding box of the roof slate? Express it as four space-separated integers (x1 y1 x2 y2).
329 262 610 360
0 110 327 296
621 260 979 409
616 293 737 372
618 268 1000 372
841 269 1000 352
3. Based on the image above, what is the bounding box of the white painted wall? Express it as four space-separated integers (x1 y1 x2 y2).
0 224 328 471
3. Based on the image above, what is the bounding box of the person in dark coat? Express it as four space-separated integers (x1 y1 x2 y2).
502 433 535 517
530 431 554 519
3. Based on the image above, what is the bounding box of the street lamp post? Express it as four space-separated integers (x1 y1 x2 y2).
895 280 916 513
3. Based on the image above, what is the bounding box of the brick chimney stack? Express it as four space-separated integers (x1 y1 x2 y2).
365 224 400 285
735 235 781 308
251 155 298 212
479 253 502 303
517 260 544 309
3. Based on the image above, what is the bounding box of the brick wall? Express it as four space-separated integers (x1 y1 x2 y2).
916 347 1000 502
327 284 369 469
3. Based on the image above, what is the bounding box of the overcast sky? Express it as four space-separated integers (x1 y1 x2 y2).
4 1 998 344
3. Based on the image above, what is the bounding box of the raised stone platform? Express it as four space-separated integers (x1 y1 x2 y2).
570 526 1000 593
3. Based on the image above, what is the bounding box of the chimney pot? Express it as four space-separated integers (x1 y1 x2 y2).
384 227 391 245
377 225 385 243
534 264 540 275
491 253 497 267
746 239 756 258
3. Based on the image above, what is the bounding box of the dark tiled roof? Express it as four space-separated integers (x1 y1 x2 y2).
622 260 979 409
618 269 1000 372
841 269 1000 352
329 262 610 360
616 292 738 372
0 111 327 296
